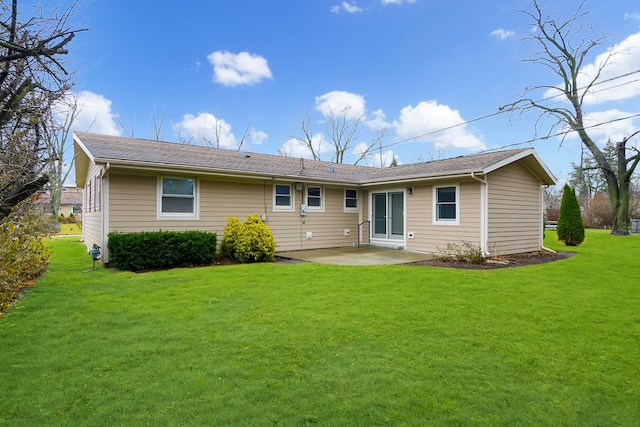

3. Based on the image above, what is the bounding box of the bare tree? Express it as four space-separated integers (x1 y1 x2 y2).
0 0 84 221
292 113 322 160
46 93 81 230
236 119 253 152
151 107 165 141
507 0 640 235
293 106 382 165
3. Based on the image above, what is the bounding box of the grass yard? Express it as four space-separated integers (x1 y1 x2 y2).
54 223 82 235
1 230 639 425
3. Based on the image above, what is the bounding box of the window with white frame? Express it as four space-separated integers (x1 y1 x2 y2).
306 186 323 210
95 175 102 212
434 185 459 224
86 177 93 213
344 189 358 212
274 184 293 210
158 177 198 219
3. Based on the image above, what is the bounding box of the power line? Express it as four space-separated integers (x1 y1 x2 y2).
345 69 640 162
480 112 640 153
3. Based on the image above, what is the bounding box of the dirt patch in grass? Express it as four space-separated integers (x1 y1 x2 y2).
408 250 576 269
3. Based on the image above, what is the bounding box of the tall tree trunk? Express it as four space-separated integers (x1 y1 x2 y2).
613 139 631 235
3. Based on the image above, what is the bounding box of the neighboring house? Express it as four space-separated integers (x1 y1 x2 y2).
35 185 83 217
73 132 556 263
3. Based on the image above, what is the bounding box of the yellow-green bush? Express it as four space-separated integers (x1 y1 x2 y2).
219 215 242 258
222 214 276 263
0 199 51 313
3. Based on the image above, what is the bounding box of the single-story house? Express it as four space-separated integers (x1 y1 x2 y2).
35 185 83 217
73 132 557 263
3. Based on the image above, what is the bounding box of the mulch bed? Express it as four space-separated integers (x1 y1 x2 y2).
407 250 576 269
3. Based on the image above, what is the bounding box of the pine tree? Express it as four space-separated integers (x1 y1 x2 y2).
557 184 585 246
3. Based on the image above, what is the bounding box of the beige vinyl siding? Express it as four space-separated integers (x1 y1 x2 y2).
107 173 360 252
404 181 481 253
280 186 360 251
487 162 542 255
82 162 103 253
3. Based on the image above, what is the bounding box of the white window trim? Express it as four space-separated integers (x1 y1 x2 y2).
157 176 199 220
306 185 324 212
344 188 359 213
433 184 460 225
273 183 295 212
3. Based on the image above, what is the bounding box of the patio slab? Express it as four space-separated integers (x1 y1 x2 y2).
276 246 434 266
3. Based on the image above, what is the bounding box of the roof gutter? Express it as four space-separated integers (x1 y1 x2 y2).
97 159 358 185
359 172 474 187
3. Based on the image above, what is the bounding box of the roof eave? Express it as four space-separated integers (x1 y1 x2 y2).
360 171 480 186
98 158 361 185
73 134 96 187
483 148 557 185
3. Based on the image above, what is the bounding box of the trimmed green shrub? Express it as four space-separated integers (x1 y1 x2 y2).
0 199 51 313
557 184 585 246
235 214 276 263
108 230 217 271
221 214 276 263
220 215 242 258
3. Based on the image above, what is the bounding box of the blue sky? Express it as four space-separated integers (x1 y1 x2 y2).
49 0 640 185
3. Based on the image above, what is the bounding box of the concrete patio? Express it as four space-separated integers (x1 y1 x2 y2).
276 246 434 266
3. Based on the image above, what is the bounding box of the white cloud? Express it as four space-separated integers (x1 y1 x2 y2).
248 129 268 145
490 28 515 40
278 134 331 159
207 50 273 87
544 32 640 105
393 100 486 151
625 12 640 23
173 113 237 148
582 32 640 105
381 0 416 5
331 2 363 14
563 109 639 144
367 109 392 130
54 90 120 136
315 91 366 119
353 142 397 167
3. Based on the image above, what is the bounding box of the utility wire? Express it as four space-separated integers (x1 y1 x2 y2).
480 112 640 153
343 68 640 162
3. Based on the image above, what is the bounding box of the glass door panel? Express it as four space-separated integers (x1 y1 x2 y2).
389 192 404 239
372 193 387 238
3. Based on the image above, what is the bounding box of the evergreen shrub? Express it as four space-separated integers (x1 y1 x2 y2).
221 214 276 263
108 230 217 271
557 184 585 246
220 216 242 258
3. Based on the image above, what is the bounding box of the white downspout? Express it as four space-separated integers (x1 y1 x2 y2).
540 184 556 253
101 163 110 263
470 172 489 257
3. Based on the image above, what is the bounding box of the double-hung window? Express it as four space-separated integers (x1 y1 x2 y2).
274 184 293 211
306 186 323 211
344 189 358 212
434 185 459 224
158 177 198 219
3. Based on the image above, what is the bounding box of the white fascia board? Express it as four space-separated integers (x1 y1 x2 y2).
483 148 557 185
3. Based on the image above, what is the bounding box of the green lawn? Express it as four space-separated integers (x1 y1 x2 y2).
54 223 82 235
1 231 639 425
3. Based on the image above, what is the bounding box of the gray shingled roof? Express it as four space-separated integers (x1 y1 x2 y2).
74 132 554 185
